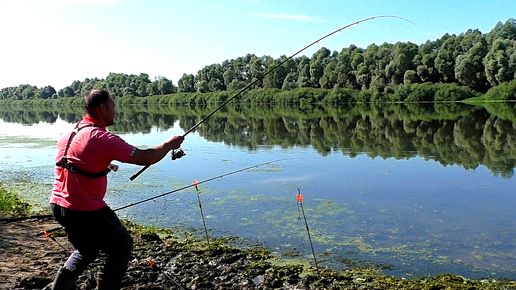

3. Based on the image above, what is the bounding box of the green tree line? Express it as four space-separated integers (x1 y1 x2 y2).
1 19 515 102
0 73 176 101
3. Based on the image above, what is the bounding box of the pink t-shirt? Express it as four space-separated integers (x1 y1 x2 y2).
50 116 134 211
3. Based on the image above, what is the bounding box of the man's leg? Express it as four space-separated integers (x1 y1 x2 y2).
50 204 101 290
51 267 80 290
96 208 133 290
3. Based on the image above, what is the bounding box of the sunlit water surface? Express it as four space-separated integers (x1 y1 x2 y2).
1 118 515 279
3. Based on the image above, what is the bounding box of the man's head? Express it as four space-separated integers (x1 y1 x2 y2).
84 90 116 126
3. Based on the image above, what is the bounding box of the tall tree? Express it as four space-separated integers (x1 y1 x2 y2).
486 18 516 44
320 61 338 89
385 42 418 85
415 40 440 83
39 85 56 99
264 58 286 89
178 74 195 93
309 47 332 88
297 56 312 88
455 29 488 91
195 64 225 92
146 82 160 96
22 85 37 99
157 77 176 95
136 82 148 97
355 44 378 89
265 55 296 89
373 42 393 85
282 72 298 90
403 70 418 85
250 55 272 89
335 45 360 89
435 35 462 83
484 38 516 86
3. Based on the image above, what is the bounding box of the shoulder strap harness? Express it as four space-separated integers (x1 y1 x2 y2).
55 122 111 179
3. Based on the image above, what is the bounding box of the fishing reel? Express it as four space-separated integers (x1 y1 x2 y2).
171 148 186 160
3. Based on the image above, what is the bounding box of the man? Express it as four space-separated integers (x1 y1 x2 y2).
49 89 184 290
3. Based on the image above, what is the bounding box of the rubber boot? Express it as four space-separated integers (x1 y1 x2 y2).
51 267 80 290
97 272 124 290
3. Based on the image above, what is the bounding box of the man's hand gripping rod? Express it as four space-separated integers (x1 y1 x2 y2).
130 147 186 181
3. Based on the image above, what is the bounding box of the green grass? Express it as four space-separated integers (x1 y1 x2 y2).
462 96 487 103
0 184 31 217
462 95 513 103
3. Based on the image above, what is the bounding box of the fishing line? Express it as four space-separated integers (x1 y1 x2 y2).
36 158 289 235
120 158 287 211
129 15 414 181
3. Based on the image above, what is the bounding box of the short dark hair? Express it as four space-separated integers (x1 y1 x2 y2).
85 90 110 112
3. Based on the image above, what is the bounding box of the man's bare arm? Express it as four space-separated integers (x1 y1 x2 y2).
126 136 184 166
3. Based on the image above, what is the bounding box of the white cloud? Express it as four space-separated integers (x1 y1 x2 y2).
250 13 325 23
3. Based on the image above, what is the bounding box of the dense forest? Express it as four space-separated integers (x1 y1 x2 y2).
1 19 515 103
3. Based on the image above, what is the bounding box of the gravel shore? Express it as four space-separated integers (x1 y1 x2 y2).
2 218 516 290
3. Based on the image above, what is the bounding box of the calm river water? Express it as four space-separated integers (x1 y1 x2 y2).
1 102 515 279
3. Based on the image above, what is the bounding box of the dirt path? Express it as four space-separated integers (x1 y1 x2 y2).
0 217 67 289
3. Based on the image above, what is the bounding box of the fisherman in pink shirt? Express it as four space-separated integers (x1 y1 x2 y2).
49 89 184 290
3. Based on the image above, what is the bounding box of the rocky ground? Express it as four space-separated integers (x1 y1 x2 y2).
2 217 516 290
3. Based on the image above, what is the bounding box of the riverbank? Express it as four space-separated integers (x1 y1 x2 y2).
1 217 515 290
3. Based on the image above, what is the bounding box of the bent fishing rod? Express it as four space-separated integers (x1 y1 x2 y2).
129 15 415 181
36 158 288 235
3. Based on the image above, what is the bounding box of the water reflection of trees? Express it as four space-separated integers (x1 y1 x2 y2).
1 102 516 178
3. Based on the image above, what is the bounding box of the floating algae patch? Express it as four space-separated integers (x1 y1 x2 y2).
193 185 516 279
316 234 499 278
248 163 285 173
279 182 310 190
206 192 369 269
0 136 56 149
309 199 354 218
330 235 434 259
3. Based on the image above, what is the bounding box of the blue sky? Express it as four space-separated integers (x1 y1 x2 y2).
0 0 513 91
